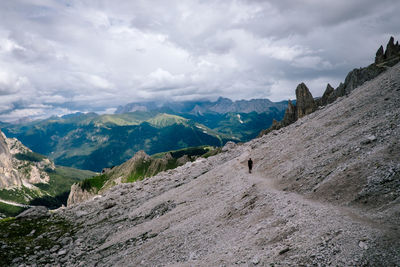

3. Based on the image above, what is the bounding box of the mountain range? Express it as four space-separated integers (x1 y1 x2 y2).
1 98 287 172
115 97 288 115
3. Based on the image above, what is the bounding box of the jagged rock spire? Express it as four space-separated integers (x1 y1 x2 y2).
281 100 296 126
385 36 396 59
320 83 335 106
375 45 384 64
295 83 316 118
375 36 400 64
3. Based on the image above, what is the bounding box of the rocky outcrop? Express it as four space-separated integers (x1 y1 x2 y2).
67 149 196 206
375 45 385 64
261 37 400 138
375 36 400 65
67 183 97 207
384 36 400 60
295 83 316 118
319 83 335 106
259 83 315 135
0 130 53 189
280 100 296 127
336 64 386 97
16 206 49 219
0 132 20 188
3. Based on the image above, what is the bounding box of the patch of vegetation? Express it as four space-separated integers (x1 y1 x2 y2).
152 145 214 159
29 192 70 209
0 202 27 218
79 174 109 192
0 187 40 204
0 216 75 266
202 147 222 158
14 151 46 162
146 113 188 128
125 159 153 183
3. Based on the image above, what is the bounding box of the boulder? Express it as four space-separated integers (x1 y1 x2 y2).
16 206 49 219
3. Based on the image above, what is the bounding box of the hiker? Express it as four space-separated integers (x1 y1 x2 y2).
248 158 253 173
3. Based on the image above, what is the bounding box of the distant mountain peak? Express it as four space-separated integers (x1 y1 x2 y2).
115 97 288 115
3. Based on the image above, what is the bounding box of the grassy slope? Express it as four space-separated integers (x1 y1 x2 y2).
79 145 218 193
0 202 26 218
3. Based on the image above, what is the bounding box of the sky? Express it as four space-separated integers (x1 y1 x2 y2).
0 0 399 122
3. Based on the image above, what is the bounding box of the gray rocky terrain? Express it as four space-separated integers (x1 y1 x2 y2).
0 131 54 190
2 62 400 266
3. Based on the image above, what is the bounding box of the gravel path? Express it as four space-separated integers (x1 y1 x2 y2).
0 198 32 208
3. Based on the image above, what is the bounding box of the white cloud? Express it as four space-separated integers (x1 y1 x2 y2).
0 0 399 121
0 70 30 95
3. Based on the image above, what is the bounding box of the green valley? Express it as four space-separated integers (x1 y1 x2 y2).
2 110 278 172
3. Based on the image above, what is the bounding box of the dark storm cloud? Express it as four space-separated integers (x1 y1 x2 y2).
0 0 399 121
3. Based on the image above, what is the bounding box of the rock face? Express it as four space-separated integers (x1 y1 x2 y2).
0 131 16 188
375 45 385 64
295 83 316 118
336 64 386 96
0 130 53 189
281 100 296 126
258 84 314 135
385 36 400 59
320 83 335 106
67 183 97 207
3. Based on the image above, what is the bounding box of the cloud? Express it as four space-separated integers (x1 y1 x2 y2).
0 0 399 121
0 70 30 96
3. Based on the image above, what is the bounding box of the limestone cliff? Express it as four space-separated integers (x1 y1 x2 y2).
0 130 53 189
67 183 97 207
0 131 19 188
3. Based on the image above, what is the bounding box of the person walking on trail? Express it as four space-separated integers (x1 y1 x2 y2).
248 158 253 174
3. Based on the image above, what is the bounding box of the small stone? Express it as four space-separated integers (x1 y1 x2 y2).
358 241 368 250
27 229 36 236
12 257 22 263
252 257 260 265
58 249 67 256
361 135 377 145
50 245 60 253
279 247 290 255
